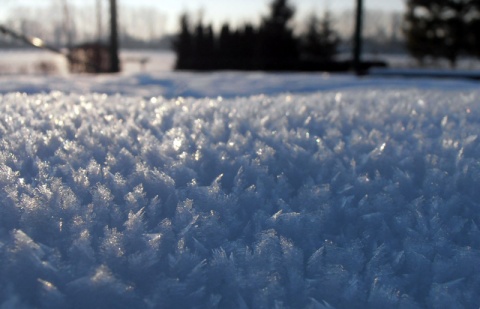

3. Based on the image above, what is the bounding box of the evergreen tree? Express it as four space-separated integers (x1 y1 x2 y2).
259 0 298 68
466 1 480 57
241 24 257 60
204 24 215 58
219 23 233 59
173 13 193 69
404 0 477 67
172 0 345 71
403 2 432 65
193 20 205 60
301 11 340 62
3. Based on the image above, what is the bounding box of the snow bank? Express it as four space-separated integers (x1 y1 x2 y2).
0 72 478 99
1 88 480 308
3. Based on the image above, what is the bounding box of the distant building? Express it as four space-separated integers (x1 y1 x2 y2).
68 43 113 73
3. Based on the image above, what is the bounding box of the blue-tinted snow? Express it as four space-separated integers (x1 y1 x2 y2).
1 74 480 308
0 72 478 98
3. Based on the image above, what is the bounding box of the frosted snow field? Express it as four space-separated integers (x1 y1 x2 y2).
1 71 479 99
1 72 480 308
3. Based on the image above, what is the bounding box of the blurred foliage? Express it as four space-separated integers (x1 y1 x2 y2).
301 11 341 62
173 0 341 71
404 0 480 67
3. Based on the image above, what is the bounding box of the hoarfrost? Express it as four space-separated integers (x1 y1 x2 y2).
0 89 480 308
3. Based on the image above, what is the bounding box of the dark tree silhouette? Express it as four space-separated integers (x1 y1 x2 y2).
173 14 193 69
240 24 257 61
465 0 480 58
218 23 234 59
404 0 479 67
172 0 355 71
192 19 215 68
467 18 480 58
258 0 298 69
302 11 340 62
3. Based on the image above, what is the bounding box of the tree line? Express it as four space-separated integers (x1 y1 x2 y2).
404 0 480 67
173 0 342 71
0 1 168 50
174 0 480 70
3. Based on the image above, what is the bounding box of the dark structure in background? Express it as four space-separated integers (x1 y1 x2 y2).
174 0 306 71
302 11 340 63
0 0 120 74
353 0 364 74
173 0 385 72
257 0 299 70
69 43 112 73
404 0 480 67
108 0 120 73
70 0 120 73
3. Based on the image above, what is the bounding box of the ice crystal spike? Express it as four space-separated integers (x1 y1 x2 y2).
0 86 480 308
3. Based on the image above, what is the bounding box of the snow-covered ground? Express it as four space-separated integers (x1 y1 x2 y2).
1 70 479 99
1 69 480 308
0 49 175 76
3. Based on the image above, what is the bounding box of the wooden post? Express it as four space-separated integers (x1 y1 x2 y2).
353 0 364 74
109 0 120 72
97 0 103 43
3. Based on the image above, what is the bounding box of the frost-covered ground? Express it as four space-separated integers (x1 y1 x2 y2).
1 71 479 99
0 49 175 76
1 72 480 309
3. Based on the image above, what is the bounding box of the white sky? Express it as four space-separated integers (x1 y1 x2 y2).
1 0 405 34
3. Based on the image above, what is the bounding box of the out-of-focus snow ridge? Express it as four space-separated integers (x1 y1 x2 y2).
0 72 479 98
1 89 480 308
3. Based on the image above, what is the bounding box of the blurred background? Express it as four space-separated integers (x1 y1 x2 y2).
0 0 479 75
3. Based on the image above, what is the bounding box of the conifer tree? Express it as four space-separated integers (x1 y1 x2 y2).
173 14 193 69
259 0 298 68
302 11 340 62
465 1 480 57
193 20 205 59
204 24 215 58
219 24 233 59
404 0 477 67
241 24 257 60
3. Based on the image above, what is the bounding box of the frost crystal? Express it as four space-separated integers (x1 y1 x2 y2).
0 88 480 308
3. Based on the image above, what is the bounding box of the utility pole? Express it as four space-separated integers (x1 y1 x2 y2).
109 0 120 72
97 0 103 43
353 0 364 74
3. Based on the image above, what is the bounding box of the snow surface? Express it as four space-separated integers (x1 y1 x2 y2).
0 71 479 99
1 73 480 308
0 50 175 76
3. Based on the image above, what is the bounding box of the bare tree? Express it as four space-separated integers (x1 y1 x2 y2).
60 0 75 47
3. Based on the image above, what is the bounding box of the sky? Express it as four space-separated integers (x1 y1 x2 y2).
2 0 404 34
